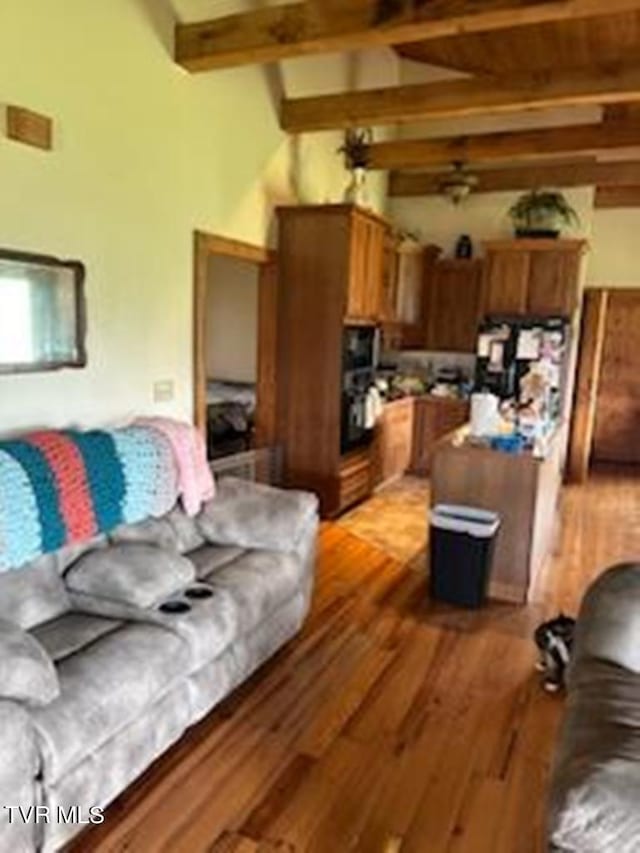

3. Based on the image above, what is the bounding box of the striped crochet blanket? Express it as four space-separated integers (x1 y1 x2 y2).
0 421 213 571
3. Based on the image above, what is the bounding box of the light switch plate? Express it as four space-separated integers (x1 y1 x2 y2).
153 380 174 403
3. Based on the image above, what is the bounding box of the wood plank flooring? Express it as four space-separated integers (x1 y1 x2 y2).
71 465 640 853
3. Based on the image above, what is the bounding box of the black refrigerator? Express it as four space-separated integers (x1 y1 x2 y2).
474 315 570 421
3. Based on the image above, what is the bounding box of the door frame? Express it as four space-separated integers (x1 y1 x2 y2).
192 230 277 448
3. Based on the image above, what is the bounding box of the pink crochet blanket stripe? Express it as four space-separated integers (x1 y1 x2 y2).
136 417 214 515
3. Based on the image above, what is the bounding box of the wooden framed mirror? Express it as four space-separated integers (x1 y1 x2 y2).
0 249 87 374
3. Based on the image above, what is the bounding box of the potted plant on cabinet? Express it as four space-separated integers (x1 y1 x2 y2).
338 128 373 207
509 189 579 238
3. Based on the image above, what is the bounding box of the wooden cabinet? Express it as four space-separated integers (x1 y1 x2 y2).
276 204 390 517
380 229 399 323
381 243 441 350
483 240 586 318
346 208 387 323
410 397 470 476
483 250 529 314
527 249 582 316
373 398 414 487
424 259 484 352
338 448 372 513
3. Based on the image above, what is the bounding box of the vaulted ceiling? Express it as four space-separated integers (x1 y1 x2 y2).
173 1 640 205
396 10 640 76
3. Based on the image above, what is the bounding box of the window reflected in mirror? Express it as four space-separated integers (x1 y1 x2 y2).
0 251 86 373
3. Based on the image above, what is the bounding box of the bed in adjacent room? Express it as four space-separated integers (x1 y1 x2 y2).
206 379 256 459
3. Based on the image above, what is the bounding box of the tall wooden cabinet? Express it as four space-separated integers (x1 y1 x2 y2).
276 204 388 517
483 240 586 317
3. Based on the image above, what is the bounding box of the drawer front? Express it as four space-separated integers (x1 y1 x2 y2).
338 463 372 512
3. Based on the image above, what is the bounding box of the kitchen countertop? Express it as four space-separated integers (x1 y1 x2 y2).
383 393 468 407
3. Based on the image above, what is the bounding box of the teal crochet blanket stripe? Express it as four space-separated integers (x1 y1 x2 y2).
0 426 179 571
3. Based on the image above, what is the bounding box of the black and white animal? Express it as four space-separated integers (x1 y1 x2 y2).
534 614 576 693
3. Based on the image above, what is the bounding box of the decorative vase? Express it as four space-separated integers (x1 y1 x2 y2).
455 234 473 259
344 166 369 207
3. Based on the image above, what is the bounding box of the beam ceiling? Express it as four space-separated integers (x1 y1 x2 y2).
281 63 640 132
368 118 640 169
594 185 640 207
389 160 640 196
175 1 640 72
397 10 640 76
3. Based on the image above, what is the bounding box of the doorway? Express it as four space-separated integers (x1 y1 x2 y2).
592 289 640 465
568 287 640 480
192 231 278 462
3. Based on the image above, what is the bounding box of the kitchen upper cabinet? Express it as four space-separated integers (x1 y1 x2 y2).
483 249 529 315
382 243 440 350
424 259 484 352
527 249 582 316
483 240 586 318
380 229 399 322
346 208 387 323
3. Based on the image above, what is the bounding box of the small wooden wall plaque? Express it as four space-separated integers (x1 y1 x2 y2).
6 106 53 150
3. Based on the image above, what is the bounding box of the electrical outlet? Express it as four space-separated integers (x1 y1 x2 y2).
153 380 174 403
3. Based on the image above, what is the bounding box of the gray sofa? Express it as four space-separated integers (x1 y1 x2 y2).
0 477 318 853
548 563 640 852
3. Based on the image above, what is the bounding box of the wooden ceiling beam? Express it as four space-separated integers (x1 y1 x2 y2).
368 118 640 169
282 63 640 132
389 160 640 196
175 0 640 72
595 185 640 207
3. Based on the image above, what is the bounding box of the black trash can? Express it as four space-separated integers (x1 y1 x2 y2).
429 504 501 608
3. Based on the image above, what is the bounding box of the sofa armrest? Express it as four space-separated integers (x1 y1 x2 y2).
64 543 196 610
573 563 640 674
197 477 319 553
0 619 59 707
0 699 40 852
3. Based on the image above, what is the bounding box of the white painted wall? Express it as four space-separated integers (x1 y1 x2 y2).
0 0 399 434
390 188 594 259
589 210 640 286
205 256 258 384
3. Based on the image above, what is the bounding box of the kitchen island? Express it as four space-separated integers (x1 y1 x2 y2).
431 425 566 604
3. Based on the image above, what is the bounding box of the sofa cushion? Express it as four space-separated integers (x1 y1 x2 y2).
0 536 107 631
0 557 71 631
201 549 305 634
110 516 180 552
0 618 60 707
64 544 195 609
31 612 123 662
187 544 246 580
31 622 189 782
197 478 318 553
110 505 206 554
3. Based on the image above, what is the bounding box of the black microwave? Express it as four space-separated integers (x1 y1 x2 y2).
343 325 379 373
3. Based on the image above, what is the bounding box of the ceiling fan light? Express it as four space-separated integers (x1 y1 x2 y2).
438 162 478 205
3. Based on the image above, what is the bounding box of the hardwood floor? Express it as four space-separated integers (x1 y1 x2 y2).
72 465 640 853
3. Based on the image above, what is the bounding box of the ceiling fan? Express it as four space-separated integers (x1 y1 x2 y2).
438 161 479 204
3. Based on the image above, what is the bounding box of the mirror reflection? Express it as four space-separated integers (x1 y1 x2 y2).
0 251 86 373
